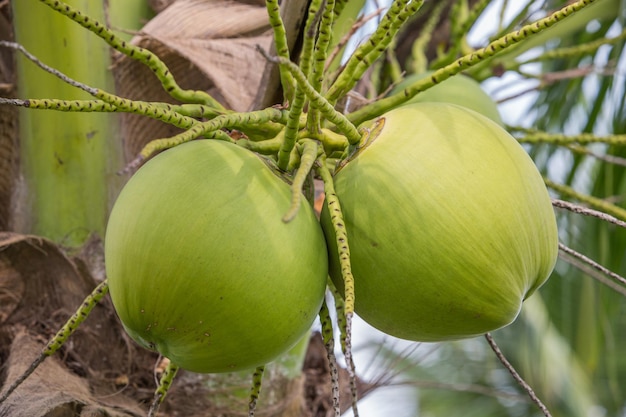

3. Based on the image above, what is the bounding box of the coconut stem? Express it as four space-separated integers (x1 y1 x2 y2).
248 365 266 417
325 0 423 105
348 0 599 126
0 281 109 405
283 139 320 222
148 361 180 417
257 47 362 145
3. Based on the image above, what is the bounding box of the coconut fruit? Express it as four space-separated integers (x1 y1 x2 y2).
105 140 328 373
321 102 558 341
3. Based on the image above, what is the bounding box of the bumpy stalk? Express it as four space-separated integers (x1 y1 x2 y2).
0 97 224 120
127 108 289 170
544 178 626 221
307 0 335 133
319 298 341 417
328 279 359 416
283 139 320 222
38 0 223 108
148 361 180 417
258 48 362 145
0 281 109 404
317 156 359 416
325 0 423 104
349 0 598 126
248 366 266 417
513 129 626 145
265 0 297 102
0 41 201 131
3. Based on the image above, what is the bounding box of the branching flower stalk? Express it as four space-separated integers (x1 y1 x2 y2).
558 243 626 288
128 108 290 171
349 0 598 126
38 0 224 109
317 155 359 416
408 1 448 74
307 0 336 134
257 47 362 145
275 0 322 171
326 0 424 104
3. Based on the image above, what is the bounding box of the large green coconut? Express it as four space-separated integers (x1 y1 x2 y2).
321 103 557 341
105 140 328 373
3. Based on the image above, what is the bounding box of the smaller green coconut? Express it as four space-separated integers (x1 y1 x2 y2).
390 71 503 125
321 103 558 341
105 140 328 373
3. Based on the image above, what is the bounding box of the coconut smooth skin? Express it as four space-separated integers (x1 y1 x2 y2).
105 140 328 373
321 102 558 341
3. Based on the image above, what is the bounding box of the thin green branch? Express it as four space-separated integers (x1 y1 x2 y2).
317 155 358 415
276 0 323 170
39 0 224 108
257 47 362 145
283 140 320 222
126 108 289 170
1 41 201 130
0 281 109 405
527 27 626 63
148 361 179 417
512 128 626 145
348 0 598 125
265 0 296 102
248 366 265 417
544 178 626 222
308 0 336 133
326 0 424 104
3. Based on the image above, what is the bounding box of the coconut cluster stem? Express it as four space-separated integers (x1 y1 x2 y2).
128 108 289 170
0 281 109 404
317 157 359 416
248 366 265 417
148 361 180 417
326 0 423 104
319 299 341 417
283 140 320 222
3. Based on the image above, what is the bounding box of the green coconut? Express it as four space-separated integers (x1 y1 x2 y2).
105 140 328 373
321 103 558 341
390 71 503 125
